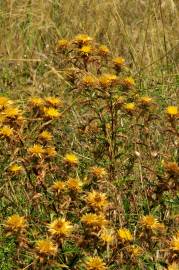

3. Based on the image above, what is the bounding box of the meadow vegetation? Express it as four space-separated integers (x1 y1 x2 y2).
0 1 179 269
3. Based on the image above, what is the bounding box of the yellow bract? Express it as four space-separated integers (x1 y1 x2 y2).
86 190 109 209
99 73 118 88
63 153 79 166
28 144 45 156
118 228 133 242
74 34 92 45
5 214 27 232
35 239 57 256
66 177 82 192
39 130 53 141
48 218 73 237
84 256 107 270
90 166 107 178
43 107 60 119
0 125 14 137
51 181 65 193
166 106 178 116
98 45 110 56
81 213 108 228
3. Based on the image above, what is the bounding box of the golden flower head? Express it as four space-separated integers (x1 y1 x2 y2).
99 73 119 88
43 107 61 119
57 39 69 49
0 96 13 108
51 181 65 193
63 153 79 166
112 57 125 71
84 256 107 270
66 177 83 192
35 239 57 256
44 97 63 107
121 77 135 89
170 234 179 252
168 262 179 270
127 245 143 257
48 218 73 237
4 214 27 232
98 45 110 56
166 106 178 117
139 215 164 231
81 213 108 228
39 130 53 141
81 75 99 88
3 107 22 119
28 144 45 157
29 97 44 107
123 102 136 112
79 45 93 56
9 164 23 174
73 34 92 46
118 228 133 242
90 166 107 178
0 125 14 138
86 190 109 209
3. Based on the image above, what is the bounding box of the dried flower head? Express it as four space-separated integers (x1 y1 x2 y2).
112 57 125 71
4 214 27 232
44 97 63 107
90 166 107 178
164 161 179 177
99 228 115 244
63 153 79 166
48 218 73 237
98 45 110 56
118 228 133 242
84 256 107 270
138 96 153 107
45 146 57 157
86 190 109 209
35 239 57 256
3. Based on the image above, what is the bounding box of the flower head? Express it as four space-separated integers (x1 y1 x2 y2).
0 125 14 138
121 77 135 89
63 153 79 166
112 57 125 71
51 181 65 193
39 130 53 141
81 213 108 228
168 262 179 270
28 144 45 157
44 97 63 107
3 107 22 119
35 239 57 256
90 166 107 178
118 228 133 242
66 177 83 192
45 146 57 157
0 96 13 108
99 73 119 88
84 256 107 270
140 215 164 231
81 75 99 88
164 161 179 177
43 107 60 119
48 218 73 237
166 106 178 117
123 102 136 112
138 96 153 107
170 233 179 252
127 245 143 257
86 190 109 209
4 214 27 232
99 228 115 244
57 39 69 49
98 45 110 56
9 164 23 174
80 45 93 56
73 34 92 46
29 97 44 107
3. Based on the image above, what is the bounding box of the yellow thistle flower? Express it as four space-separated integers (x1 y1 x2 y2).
51 181 65 193
164 161 179 176
121 77 135 89
127 245 143 257
45 146 57 157
57 39 69 49
112 57 125 71
63 153 79 166
98 45 110 56
90 166 107 178
66 177 83 192
100 228 115 244
0 125 14 137
35 239 57 256
123 102 136 112
73 34 92 45
44 97 63 107
0 96 13 108
4 214 27 232
84 256 107 270
9 164 23 174
43 107 60 119
138 96 153 106
28 144 45 157
29 97 44 107
80 45 93 56
39 130 53 141
81 75 99 88
86 190 109 209
48 218 73 237
118 228 133 242
168 262 179 270
140 215 164 231
99 73 119 88
81 213 108 228
166 106 178 117
170 234 179 252
3 107 21 119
